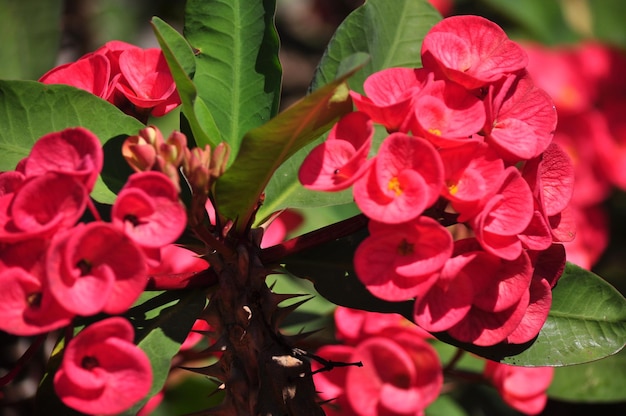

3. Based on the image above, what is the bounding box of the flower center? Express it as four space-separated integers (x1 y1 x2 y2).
81 356 100 370
388 177 403 196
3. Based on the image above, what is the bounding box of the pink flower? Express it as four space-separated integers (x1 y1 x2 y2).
0 173 87 242
484 361 553 415
470 167 534 261
334 306 410 345
39 53 112 99
407 77 486 148
299 112 374 191
354 216 452 301
421 15 528 89
54 317 153 415
112 171 186 249
349 68 431 132
260 209 304 248
0 239 73 336
484 71 557 162
344 328 442 416
353 133 444 224
116 47 181 117
439 141 504 221
23 127 104 192
46 222 148 315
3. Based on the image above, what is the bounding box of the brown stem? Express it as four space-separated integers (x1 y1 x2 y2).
260 213 369 264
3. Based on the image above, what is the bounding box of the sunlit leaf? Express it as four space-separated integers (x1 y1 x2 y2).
0 81 144 203
214 57 366 230
183 0 282 156
151 17 221 148
310 0 441 94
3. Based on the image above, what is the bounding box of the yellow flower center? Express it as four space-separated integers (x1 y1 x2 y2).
388 177 403 196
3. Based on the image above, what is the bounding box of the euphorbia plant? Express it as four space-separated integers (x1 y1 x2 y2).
0 1 625 415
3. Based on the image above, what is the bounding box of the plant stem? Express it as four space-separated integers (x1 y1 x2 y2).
0 334 46 387
260 213 368 264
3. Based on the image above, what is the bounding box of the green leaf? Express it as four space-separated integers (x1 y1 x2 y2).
254 0 441 224
310 0 441 94
548 347 626 403
120 289 208 415
214 58 365 230
0 0 63 80
183 0 282 156
0 80 144 203
151 17 221 148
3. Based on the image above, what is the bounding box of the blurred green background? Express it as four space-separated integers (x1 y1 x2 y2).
0 0 625 415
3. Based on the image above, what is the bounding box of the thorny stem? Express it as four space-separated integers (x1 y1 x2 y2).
0 334 46 387
260 213 369 264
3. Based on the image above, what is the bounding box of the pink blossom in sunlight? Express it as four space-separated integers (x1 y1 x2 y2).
471 167 534 261
299 112 374 191
353 133 443 224
421 15 527 90
408 77 486 148
349 67 431 132
54 317 153 415
484 71 557 163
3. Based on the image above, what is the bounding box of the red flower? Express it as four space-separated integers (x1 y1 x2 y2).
345 328 442 416
46 222 148 315
112 171 186 249
470 167 534 261
484 71 557 162
54 317 153 415
115 47 181 117
354 216 452 301
299 112 374 191
23 127 103 192
349 67 431 132
439 141 504 221
39 53 112 99
408 77 486 148
0 239 73 335
0 173 87 242
421 15 527 89
353 133 443 224
484 361 553 415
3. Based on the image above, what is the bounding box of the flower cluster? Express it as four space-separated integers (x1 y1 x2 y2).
523 41 626 269
299 15 574 347
0 126 187 413
39 40 181 121
313 307 442 416
313 307 554 416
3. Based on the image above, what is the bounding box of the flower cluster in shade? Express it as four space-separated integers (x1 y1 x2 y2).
0 127 189 414
39 40 181 121
299 15 575 347
313 307 554 416
313 307 442 416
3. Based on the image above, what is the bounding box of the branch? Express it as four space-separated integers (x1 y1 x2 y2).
260 214 369 264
